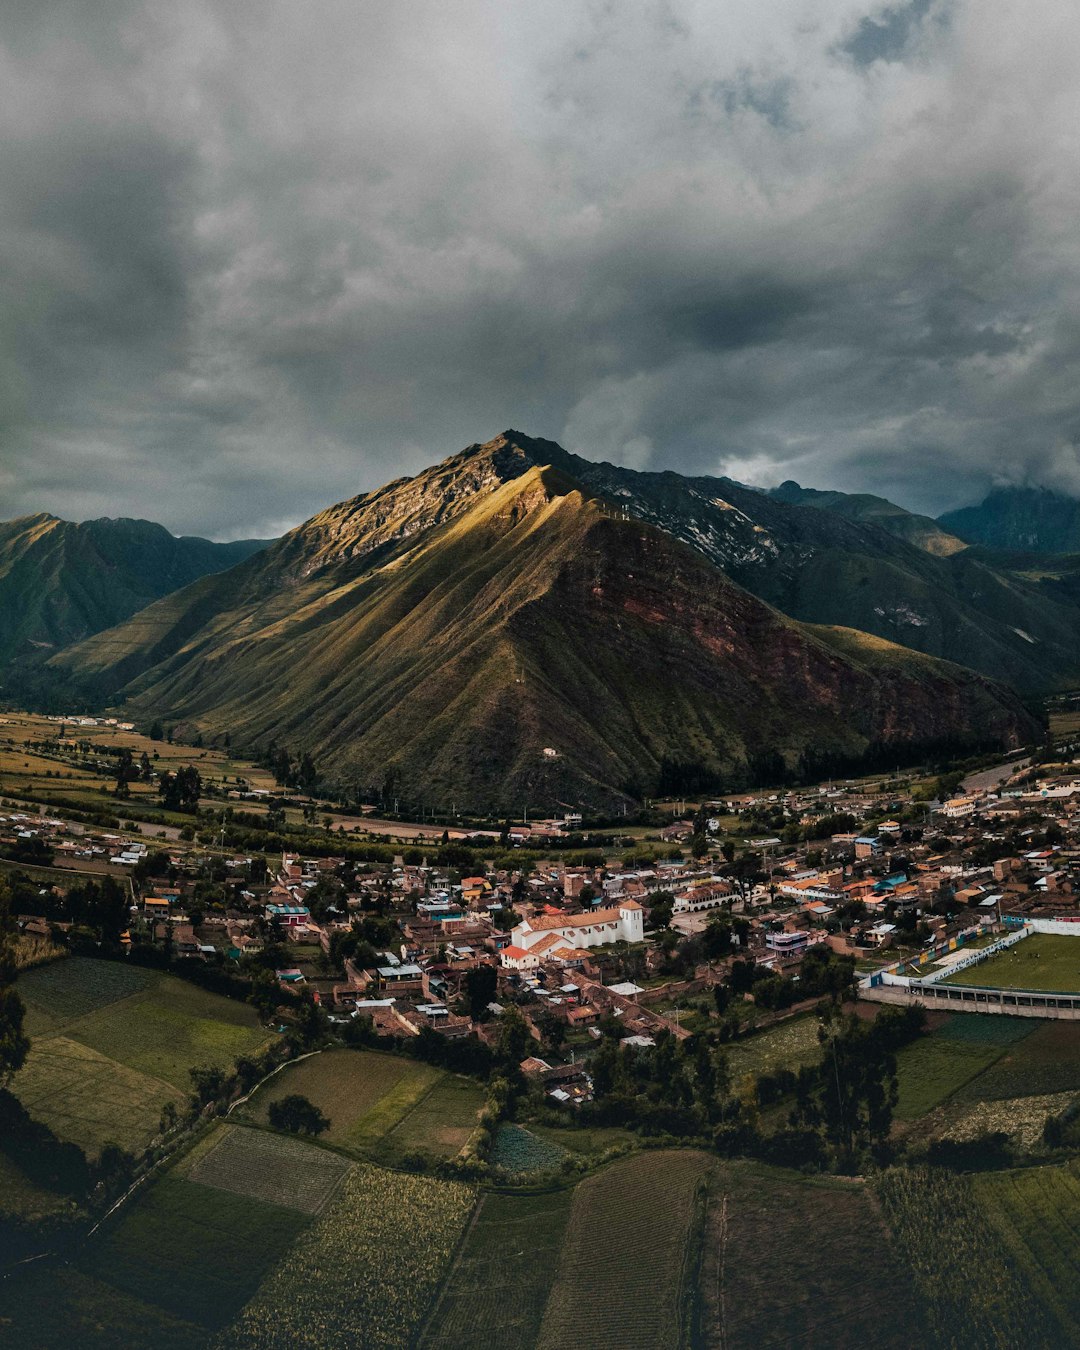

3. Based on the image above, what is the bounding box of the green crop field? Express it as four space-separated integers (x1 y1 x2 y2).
0 1265 205 1350
240 1048 421 1145
218 1162 476 1350
185 1123 351 1215
422 1188 574 1350
942 933 1080 992
79 1173 310 1332
725 1014 824 1080
11 958 273 1158
879 1166 1067 1349
973 1164 1080 1341
537 1150 712 1350
698 1163 915 1350
893 1016 1034 1120
12 1035 184 1157
956 1019 1080 1102
489 1124 568 1175
379 1072 485 1163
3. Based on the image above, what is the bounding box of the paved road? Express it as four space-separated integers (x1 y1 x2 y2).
962 756 1030 794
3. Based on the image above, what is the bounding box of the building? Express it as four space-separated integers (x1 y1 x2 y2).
765 930 810 957
511 901 644 953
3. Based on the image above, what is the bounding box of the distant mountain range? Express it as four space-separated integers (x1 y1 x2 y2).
939 486 1080 554
38 433 1042 810
0 514 270 664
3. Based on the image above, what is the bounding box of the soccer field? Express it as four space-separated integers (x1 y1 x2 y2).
942 934 1080 993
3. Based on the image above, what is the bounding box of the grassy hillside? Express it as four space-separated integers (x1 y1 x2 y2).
52 459 1037 810
771 480 968 556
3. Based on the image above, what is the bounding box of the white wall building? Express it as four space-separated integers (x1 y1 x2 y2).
511 901 644 953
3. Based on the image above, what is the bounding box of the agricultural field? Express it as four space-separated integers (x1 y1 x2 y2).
893 1015 1034 1120
240 1049 425 1146
698 1164 916 1350
239 1049 481 1162
955 1018 1080 1102
527 1121 638 1157
79 1172 310 1332
12 1035 184 1156
536 1150 712 1350
725 1013 824 1080
974 1163 1080 1342
184 1123 351 1215
12 957 272 1157
218 1162 476 1350
908 1089 1076 1151
879 1166 1067 1349
378 1072 485 1162
422 1188 574 1350
489 1124 568 1174
942 933 1080 992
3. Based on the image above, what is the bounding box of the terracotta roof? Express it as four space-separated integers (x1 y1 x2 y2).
526 908 621 931
502 944 532 959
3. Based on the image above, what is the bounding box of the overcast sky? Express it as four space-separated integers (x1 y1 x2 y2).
2 0 1079 538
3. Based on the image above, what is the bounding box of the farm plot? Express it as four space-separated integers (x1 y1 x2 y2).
11 1035 183 1157
893 1016 1033 1120
79 1173 309 1332
187 1123 351 1215
697 1164 916 1350
942 933 1080 992
16 956 158 1034
217 1162 476 1350
973 1163 1080 1342
908 1089 1077 1151
63 974 272 1088
490 1124 568 1175
536 1150 712 1350
878 1166 1065 1349
240 1048 419 1147
423 1188 574 1350
0 1265 204 1350
379 1073 485 1162
725 1014 824 1080
956 1019 1080 1102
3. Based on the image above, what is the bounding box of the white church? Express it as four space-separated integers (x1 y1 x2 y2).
510 900 644 954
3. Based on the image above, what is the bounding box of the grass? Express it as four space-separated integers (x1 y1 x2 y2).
60 973 272 1089
893 1016 1034 1120
239 1048 421 1147
379 1073 485 1162
879 1166 1067 1349
79 1172 310 1331
16 956 159 1033
0 1265 205 1350
0 1152 79 1225
956 1019 1080 1102
942 933 1080 992
974 1163 1080 1341
537 1150 712 1350
422 1188 574 1350
699 1163 916 1350
185 1123 351 1215
725 1014 823 1080
217 1162 476 1350
11 1035 183 1157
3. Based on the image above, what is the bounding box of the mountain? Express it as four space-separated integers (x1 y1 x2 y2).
769 481 967 556
939 487 1080 554
48 441 1037 810
0 514 270 666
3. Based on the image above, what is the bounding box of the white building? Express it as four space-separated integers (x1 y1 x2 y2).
511 901 644 953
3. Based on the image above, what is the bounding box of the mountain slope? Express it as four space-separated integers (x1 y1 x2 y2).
769 481 967 556
50 463 1036 810
940 487 1080 554
0 514 270 665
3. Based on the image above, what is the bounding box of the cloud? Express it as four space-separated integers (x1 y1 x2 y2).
1 0 1079 535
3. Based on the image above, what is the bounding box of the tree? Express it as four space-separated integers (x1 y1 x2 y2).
268 1094 329 1136
465 964 498 1021
0 880 31 1086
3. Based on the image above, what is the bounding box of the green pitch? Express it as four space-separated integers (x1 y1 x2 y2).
942 934 1080 993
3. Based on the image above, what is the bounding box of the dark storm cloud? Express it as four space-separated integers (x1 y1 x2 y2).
1 0 1080 537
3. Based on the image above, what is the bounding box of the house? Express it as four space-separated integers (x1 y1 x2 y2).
500 944 540 971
